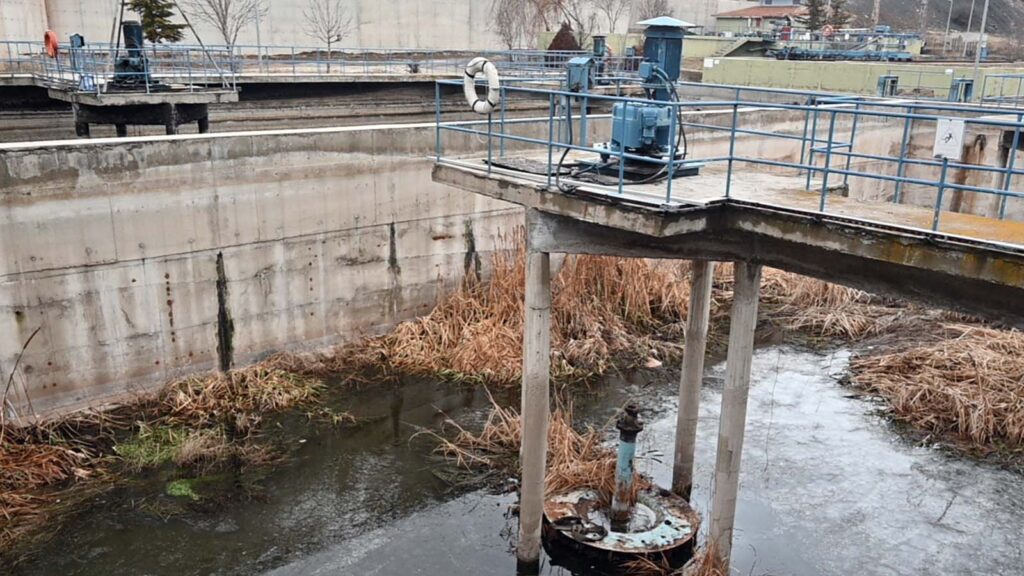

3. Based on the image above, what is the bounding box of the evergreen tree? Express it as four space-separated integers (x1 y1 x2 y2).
798 0 829 32
128 0 186 43
827 0 852 29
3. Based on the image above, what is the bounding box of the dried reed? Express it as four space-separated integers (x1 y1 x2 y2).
850 323 1024 450
430 396 649 503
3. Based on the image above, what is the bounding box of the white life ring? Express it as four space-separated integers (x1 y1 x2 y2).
463 57 501 115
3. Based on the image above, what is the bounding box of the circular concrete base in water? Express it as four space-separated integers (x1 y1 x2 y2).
542 486 700 573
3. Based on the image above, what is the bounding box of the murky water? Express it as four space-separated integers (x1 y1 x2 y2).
12 347 1024 575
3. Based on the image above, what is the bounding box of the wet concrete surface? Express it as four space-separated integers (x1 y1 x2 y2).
12 346 1024 575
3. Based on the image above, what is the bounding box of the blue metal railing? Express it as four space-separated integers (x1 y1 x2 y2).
435 77 1024 243
0 41 642 95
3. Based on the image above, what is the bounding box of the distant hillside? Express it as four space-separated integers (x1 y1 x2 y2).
847 0 1024 37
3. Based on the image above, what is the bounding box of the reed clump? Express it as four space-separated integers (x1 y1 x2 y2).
345 242 900 387
430 397 650 503
850 323 1024 452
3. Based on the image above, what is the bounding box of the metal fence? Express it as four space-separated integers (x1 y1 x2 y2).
981 73 1024 107
0 41 640 95
435 77 1024 243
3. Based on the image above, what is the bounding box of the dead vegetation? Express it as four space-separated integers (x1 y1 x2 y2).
342 240 905 388
427 394 650 503
850 323 1024 453
354 239 1024 463
0 360 324 556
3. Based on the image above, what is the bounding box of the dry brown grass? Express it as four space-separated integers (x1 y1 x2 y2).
850 323 1024 450
344 240 900 387
0 359 324 556
430 396 650 503
157 364 322 434
345 242 696 386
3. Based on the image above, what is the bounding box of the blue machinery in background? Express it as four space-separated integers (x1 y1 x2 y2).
556 17 701 188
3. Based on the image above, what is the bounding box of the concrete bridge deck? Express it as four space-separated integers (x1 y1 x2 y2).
435 159 1024 326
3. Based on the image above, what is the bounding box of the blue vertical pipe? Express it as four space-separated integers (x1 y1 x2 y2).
610 404 643 526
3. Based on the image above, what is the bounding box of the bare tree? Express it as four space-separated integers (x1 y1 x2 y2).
491 0 531 48
490 0 562 48
303 0 355 68
593 0 631 33
636 0 673 21
185 0 267 49
557 0 599 46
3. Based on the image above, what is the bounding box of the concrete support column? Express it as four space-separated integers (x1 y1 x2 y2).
517 249 552 574
709 261 762 566
672 260 716 500
164 104 178 135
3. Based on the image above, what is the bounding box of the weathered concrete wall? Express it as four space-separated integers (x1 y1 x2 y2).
16 0 498 49
0 0 47 41
0 123 521 417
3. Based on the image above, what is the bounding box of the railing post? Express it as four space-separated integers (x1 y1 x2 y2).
894 107 913 203
666 102 677 203
618 99 627 195
819 111 838 213
933 156 951 231
725 102 739 199
1000 115 1022 219
804 101 820 191
434 82 442 162
843 103 861 185
546 93 555 188
487 112 494 176
798 96 813 170
499 85 507 158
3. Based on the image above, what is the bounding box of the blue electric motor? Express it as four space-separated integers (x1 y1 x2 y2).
610 17 688 156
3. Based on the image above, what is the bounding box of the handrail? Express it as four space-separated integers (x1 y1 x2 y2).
434 77 1024 241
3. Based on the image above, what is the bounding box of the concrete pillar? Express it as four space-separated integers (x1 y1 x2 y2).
672 260 716 500
164 104 178 135
517 250 551 574
709 261 762 566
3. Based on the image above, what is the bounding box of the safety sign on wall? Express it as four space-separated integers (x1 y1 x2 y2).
933 118 966 162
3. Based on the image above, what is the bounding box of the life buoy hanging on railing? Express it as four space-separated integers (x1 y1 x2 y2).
463 57 501 115
44 30 59 58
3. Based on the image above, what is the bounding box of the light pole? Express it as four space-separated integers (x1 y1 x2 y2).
963 0 977 57
943 0 954 54
971 0 991 90
255 5 264 72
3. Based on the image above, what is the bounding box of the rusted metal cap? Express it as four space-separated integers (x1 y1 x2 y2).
616 402 644 442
